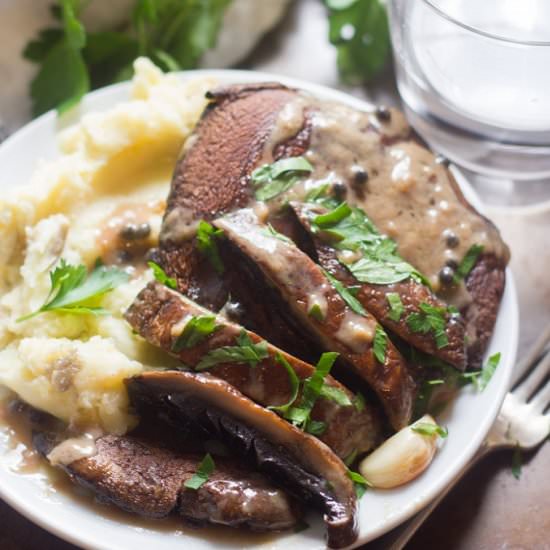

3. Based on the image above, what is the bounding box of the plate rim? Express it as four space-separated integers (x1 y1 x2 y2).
0 68 519 549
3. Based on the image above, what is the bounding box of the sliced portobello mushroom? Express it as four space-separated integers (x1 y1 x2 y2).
18 402 301 531
126 370 358 549
214 208 416 430
290 202 467 370
156 82 297 310
125 281 381 459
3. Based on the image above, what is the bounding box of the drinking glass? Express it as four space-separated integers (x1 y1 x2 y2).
387 0 550 187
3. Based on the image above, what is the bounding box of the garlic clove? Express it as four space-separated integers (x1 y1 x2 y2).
359 414 441 489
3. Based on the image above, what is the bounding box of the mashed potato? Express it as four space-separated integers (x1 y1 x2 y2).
0 59 212 434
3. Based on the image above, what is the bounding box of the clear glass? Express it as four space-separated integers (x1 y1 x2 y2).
388 0 550 183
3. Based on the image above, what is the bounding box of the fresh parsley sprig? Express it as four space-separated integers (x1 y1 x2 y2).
252 157 313 201
24 0 231 116
17 259 129 321
183 453 216 490
196 329 269 370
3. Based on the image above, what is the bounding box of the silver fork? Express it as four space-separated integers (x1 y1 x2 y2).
369 325 550 550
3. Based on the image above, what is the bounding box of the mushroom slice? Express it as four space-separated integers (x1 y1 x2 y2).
214 208 416 430
290 202 467 370
125 281 381 459
22 402 301 531
126 370 358 549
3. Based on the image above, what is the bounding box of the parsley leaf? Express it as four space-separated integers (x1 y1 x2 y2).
406 303 449 349
313 202 352 228
311 203 427 285
472 352 501 392
319 384 352 406
373 325 388 363
306 420 327 436
325 0 390 84
285 352 339 431
196 330 269 370
267 353 301 414
324 270 367 316
347 468 371 498
412 421 448 438
353 392 366 412
183 453 215 490
454 244 484 282
252 157 313 201
386 292 404 322
196 220 224 274
148 261 177 289
172 315 220 352
24 0 230 116
17 260 129 321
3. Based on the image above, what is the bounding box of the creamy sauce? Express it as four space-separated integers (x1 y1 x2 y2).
98 200 165 270
260 94 509 303
334 311 376 354
160 205 200 245
47 430 101 466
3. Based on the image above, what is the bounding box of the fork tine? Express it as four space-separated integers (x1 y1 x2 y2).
531 378 550 413
511 324 550 387
514 350 550 401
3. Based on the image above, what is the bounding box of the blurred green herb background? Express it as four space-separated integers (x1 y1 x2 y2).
24 0 389 117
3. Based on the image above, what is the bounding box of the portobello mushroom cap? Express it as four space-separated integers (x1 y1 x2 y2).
126 370 358 548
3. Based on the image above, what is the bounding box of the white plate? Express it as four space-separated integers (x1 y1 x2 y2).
0 70 518 549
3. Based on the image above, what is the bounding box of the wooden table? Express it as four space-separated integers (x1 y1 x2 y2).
1 1 549 548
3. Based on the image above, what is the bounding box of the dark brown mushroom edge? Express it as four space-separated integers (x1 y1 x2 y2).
26 82 510 549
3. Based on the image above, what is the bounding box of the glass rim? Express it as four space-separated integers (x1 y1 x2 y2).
421 0 550 46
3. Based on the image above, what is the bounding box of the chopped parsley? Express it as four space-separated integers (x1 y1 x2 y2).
313 202 352 227
261 223 294 244
305 183 332 203
472 352 501 392
324 270 367 316
406 302 449 349
411 421 448 438
311 203 427 285
373 325 388 363
172 315 220 352
196 330 269 370
306 420 327 436
283 352 340 431
344 449 358 467
308 303 326 321
183 453 215 490
454 244 484 282
252 156 313 201
319 384 352 406
17 259 129 321
347 468 371 499
352 392 366 412
386 292 404 322
148 261 177 289
267 353 300 415
196 220 224 274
